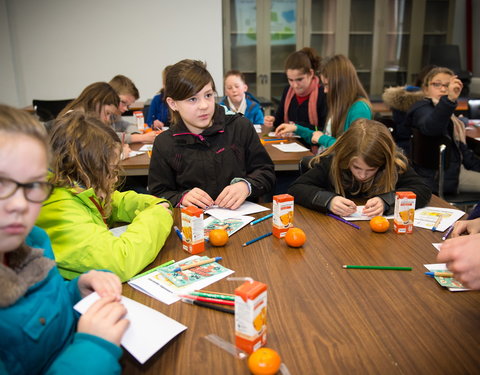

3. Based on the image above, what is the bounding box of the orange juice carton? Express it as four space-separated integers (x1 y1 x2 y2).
181 206 205 254
133 111 145 131
234 280 267 354
394 192 416 234
272 194 294 238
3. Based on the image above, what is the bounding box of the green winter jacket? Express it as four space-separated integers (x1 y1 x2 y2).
36 187 173 282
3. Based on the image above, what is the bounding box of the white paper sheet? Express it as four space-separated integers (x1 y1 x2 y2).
74 293 187 364
205 201 269 220
414 207 465 232
110 225 128 237
138 144 153 152
272 143 310 152
423 263 469 291
254 124 262 133
342 206 394 221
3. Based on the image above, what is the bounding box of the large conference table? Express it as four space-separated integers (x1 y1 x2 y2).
121 196 479 374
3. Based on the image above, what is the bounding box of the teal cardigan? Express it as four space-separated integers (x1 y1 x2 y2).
295 100 372 147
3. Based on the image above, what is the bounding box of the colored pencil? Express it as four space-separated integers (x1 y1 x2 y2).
190 291 235 301
442 225 453 240
198 290 235 297
173 257 222 272
180 294 235 306
129 259 175 280
327 213 360 230
250 213 273 225
173 225 183 241
242 232 272 247
432 215 443 231
181 298 234 314
425 271 454 278
342 265 412 271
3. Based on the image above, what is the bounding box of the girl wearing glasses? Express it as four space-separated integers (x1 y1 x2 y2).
275 54 372 152
406 67 480 194
288 119 431 217
0 105 128 373
148 59 275 209
36 112 173 282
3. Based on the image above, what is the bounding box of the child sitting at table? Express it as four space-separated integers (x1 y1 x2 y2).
148 59 275 209
288 119 431 217
0 104 128 373
109 74 157 144
219 70 264 125
275 54 372 152
36 111 173 282
146 65 172 129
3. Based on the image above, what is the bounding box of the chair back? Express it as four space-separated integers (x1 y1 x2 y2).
299 155 314 174
469 99 480 119
32 99 73 122
410 128 450 170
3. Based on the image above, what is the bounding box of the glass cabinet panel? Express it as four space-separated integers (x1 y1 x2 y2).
310 0 336 58
270 0 297 99
349 0 374 92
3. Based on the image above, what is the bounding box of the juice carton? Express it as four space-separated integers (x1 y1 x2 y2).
133 111 145 131
393 192 416 234
234 280 267 354
181 206 205 254
272 194 294 238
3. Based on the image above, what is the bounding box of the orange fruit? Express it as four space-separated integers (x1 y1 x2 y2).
208 229 229 246
369 216 390 233
247 348 282 375
284 227 306 247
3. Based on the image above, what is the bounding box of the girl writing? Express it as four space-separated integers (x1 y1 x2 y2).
0 104 128 374
36 112 173 282
148 59 275 209
288 119 431 217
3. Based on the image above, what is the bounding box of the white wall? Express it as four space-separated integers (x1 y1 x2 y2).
0 0 223 107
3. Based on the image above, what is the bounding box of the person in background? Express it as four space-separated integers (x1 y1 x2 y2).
0 104 128 374
148 59 275 209
276 54 371 152
36 112 173 282
219 70 264 125
405 67 480 194
146 65 172 129
109 75 157 144
382 65 436 155
264 47 327 149
288 119 431 217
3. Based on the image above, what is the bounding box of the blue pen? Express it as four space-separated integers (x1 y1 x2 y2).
242 232 272 247
173 256 222 272
263 138 284 141
173 225 183 241
250 213 273 226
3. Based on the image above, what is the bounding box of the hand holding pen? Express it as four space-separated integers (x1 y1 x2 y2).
328 196 356 217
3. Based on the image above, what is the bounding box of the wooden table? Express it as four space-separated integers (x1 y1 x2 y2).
121 196 479 374
120 136 312 176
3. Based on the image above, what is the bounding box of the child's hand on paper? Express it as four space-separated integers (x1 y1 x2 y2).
78 270 122 299
438 233 480 290
182 188 214 209
77 295 129 346
362 197 385 217
451 218 480 237
329 197 357 217
215 181 249 210
275 123 297 137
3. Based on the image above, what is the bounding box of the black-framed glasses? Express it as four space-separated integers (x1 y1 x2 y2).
0 176 54 203
429 82 449 89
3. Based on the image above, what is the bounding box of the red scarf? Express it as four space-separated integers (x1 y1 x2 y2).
284 75 320 128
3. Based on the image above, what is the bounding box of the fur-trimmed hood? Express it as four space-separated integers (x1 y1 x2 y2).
382 86 425 112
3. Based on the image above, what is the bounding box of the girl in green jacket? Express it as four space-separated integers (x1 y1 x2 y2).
36 112 173 282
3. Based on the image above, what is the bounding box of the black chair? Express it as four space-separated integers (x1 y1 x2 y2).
411 128 480 209
469 99 480 119
299 155 314 174
32 99 73 122
426 44 472 96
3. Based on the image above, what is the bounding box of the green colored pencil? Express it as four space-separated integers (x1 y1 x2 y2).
190 291 235 301
342 265 412 271
130 259 175 280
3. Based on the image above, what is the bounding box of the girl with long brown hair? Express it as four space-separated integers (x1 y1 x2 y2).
288 119 431 217
276 54 372 152
36 111 173 282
